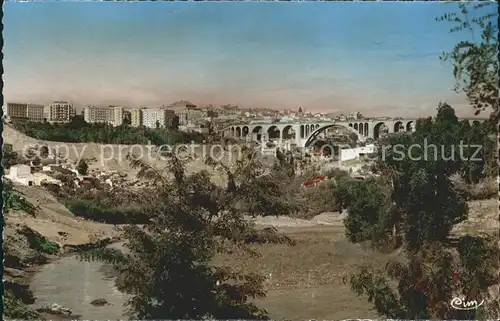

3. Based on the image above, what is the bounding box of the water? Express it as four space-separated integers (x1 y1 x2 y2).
30 245 128 319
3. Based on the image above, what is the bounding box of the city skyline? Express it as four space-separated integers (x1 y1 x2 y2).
4 2 493 117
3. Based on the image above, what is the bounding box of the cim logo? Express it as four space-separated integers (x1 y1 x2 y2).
450 297 485 310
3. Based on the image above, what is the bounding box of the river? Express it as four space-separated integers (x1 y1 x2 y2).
29 243 128 319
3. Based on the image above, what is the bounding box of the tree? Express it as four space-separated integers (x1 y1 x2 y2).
437 2 499 122
341 105 498 318
68 115 88 129
77 149 295 319
2 144 20 169
39 145 49 158
77 159 89 175
3 179 37 215
337 178 392 244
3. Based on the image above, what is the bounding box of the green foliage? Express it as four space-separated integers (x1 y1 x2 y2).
437 2 499 122
3 179 37 215
342 105 498 318
77 159 89 175
65 198 149 224
31 235 59 255
17 227 60 255
347 242 494 319
77 150 294 319
13 119 206 145
3 289 40 319
2 143 21 169
337 178 392 244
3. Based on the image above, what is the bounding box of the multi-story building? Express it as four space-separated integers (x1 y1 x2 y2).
46 101 75 123
112 106 123 127
143 108 168 129
7 103 28 122
27 104 46 122
130 108 143 127
84 105 111 124
167 100 196 114
178 106 203 125
84 105 123 126
348 111 363 120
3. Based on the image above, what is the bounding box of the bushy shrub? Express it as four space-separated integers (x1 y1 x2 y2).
65 199 149 224
450 173 497 200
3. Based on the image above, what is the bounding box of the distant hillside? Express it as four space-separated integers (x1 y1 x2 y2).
2 124 230 184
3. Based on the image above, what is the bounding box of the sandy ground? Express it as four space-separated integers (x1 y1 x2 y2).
3 124 236 185
6 185 119 247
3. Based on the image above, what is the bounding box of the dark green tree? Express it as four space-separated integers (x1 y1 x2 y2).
77 150 295 319
2 144 20 169
437 2 499 122
77 159 89 175
39 145 49 158
341 105 498 318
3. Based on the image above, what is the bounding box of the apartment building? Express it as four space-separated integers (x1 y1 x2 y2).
47 101 75 123
131 108 143 127
143 108 169 129
178 107 203 125
27 104 46 122
7 103 29 122
167 100 196 113
112 106 123 126
84 105 111 124
84 105 123 126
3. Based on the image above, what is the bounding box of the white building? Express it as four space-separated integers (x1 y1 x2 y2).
46 101 75 123
83 105 123 127
112 106 123 127
6 164 36 186
142 108 167 128
340 144 376 162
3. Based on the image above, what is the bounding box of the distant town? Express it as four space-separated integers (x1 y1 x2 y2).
3 100 389 134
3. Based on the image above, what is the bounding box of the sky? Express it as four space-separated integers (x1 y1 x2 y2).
3 2 496 117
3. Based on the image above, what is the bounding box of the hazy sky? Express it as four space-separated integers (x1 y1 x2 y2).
3 2 495 116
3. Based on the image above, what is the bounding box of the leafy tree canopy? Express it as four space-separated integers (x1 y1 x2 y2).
78 149 295 319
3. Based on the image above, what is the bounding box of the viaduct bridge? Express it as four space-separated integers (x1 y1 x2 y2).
221 118 485 149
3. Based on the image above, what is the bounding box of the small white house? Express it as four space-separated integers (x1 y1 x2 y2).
6 164 36 186
340 144 376 162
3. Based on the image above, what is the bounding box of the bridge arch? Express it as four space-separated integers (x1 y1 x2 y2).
242 126 249 137
252 125 263 134
358 123 364 135
235 126 241 137
303 123 368 148
267 125 281 140
251 125 263 141
394 121 404 133
282 125 295 139
300 125 305 138
373 122 388 140
406 121 414 132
